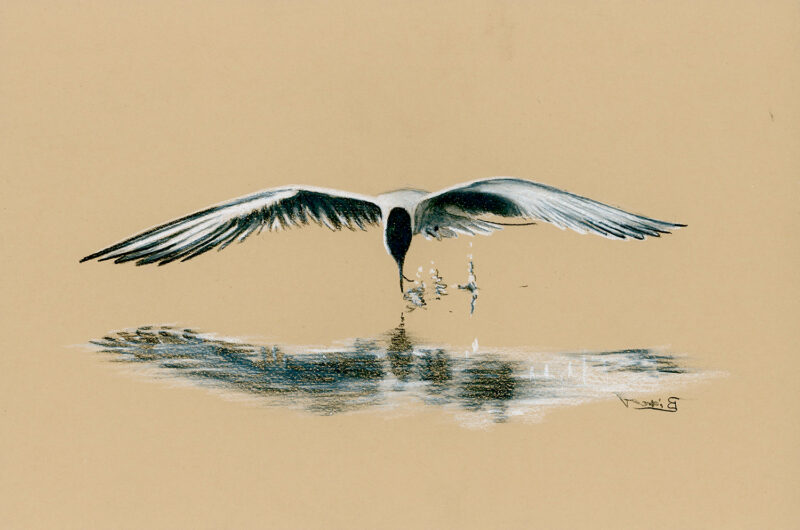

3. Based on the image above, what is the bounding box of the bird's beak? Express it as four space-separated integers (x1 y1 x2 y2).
398 264 404 293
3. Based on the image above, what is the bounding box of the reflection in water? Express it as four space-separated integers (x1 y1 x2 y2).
90 320 708 426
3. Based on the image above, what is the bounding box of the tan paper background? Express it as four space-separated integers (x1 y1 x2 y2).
1 1 798 528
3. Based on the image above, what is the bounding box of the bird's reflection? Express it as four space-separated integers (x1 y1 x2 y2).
386 316 415 382
90 320 701 424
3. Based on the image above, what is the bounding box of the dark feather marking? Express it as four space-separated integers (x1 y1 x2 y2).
176 224 234 263
107 224 201 263
590 220 627 239
159 222 235 265
217 220 251 251
116 237 192 264
104 237 174 263
428 191 522 217
154 226 232 265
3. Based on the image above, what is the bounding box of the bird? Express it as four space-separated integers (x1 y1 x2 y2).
80 177 685 291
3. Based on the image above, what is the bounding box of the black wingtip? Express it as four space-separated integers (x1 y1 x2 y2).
80 248 113 263
661 222 687 234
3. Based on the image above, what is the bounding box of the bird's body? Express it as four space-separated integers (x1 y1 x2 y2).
376 189 427 288
81 178 685 291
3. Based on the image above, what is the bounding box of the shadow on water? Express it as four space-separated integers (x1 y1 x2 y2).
89 318 706 425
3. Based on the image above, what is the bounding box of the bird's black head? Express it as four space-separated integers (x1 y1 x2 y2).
385 208 413 292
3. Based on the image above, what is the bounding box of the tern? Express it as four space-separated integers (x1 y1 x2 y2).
80 177 685 291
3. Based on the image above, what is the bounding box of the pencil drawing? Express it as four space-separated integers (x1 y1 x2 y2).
80 177 685 292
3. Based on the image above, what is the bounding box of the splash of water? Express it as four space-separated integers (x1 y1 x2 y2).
403 282 426 311
403 254 478 314
403 261 449 311
457 258 479 315
429 265 448 299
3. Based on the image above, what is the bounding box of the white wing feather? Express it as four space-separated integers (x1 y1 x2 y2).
414 177 684 240
81 186 382 265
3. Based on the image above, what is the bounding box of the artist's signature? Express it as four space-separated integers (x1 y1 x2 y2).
616 394 679 413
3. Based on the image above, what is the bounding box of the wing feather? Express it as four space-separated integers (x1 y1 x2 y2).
414 177 684 240
81 186 382 266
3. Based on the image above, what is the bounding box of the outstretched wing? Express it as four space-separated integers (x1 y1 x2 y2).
81 186 382 265
414 177 684 240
